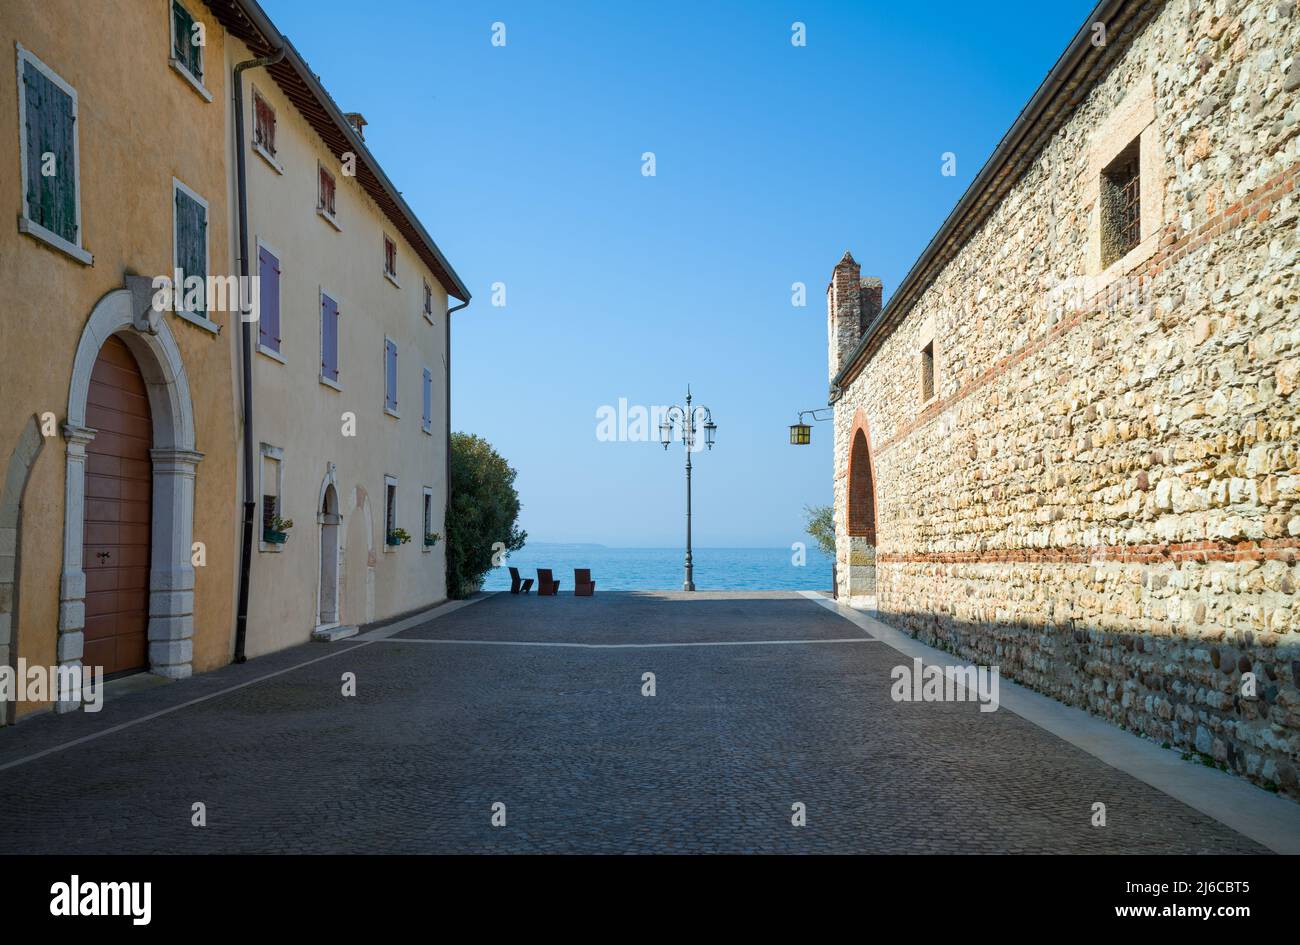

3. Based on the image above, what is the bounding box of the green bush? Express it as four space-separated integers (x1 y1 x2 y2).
447 432 527 598
803 504 835 557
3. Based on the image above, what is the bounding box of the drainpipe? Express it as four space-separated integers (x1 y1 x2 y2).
232 46 285 663
444 298 469 597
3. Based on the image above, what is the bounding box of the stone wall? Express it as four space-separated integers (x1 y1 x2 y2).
830 0 1300 796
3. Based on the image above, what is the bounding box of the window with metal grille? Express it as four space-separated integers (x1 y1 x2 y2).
920 341 935 404
423 279 433 318
385 480 397 536
318 166 336 217
253 91 276 157
1101 138 1141 267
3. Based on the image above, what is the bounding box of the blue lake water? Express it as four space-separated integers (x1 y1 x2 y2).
481 543 834 592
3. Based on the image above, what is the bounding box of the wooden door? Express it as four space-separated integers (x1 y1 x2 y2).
83 336 151 676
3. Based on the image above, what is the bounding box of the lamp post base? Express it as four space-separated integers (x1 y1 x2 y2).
683 581 695 592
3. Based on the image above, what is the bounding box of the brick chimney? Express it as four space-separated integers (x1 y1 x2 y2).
827 252 883 383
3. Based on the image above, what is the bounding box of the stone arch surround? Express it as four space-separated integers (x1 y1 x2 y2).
60 290 202 706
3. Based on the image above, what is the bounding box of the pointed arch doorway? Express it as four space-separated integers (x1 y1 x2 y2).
845 412 878 605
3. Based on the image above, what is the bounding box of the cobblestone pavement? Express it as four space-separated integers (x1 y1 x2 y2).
0 592 1268 853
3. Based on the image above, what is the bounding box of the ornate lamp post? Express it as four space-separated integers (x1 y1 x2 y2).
659 385 716 591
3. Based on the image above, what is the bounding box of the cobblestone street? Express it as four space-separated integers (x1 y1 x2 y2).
0 592 1271 853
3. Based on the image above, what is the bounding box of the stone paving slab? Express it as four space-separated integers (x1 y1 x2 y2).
0 592 1267 853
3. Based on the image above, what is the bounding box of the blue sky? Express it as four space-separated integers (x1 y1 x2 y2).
262 0 1094 547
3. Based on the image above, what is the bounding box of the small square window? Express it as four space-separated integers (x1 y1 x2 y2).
1101 138 1141 268
253 90 277 162
383 235 397 280
920 341 935 404
318 165 336 219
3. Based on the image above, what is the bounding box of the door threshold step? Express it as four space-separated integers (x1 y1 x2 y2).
312 624 358 642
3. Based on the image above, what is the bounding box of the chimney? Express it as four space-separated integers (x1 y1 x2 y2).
343 112 368 141
827 252 885 384
828 251 861 382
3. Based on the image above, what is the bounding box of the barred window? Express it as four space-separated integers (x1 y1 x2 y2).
1101 138 1141 267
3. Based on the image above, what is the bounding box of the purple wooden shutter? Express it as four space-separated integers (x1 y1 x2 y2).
385 339 398 411
258 246 280 351
422 367 432 428
321 293 338 381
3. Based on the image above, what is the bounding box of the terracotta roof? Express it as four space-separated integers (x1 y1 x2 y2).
203 0 470 302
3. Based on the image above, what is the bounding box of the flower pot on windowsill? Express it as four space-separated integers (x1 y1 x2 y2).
423 533 440 548
263 530 288 545
386 528 412 547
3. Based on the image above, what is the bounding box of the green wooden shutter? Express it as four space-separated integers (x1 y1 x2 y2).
22 61 77 243
176 189 207 318
172 1 202 80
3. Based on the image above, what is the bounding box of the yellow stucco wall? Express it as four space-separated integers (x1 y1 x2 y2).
226 38 450 657
0 0 239 714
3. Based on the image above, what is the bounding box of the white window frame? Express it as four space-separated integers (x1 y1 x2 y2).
421 364 433 435
168 0 213 103
317 160 341 230
383 233 400 287
383 474 399 553
421 486 435 553
172 177 219 334
255 236 285 363
250 84 283 174
258 443 285 553
383 335 400 419
15 44 92 266
318 285 343 391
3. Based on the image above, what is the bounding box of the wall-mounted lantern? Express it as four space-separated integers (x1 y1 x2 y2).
789 408 832 445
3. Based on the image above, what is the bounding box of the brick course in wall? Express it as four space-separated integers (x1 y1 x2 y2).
828 0 1300 796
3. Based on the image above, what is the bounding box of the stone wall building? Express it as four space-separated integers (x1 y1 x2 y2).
827 0 1300 796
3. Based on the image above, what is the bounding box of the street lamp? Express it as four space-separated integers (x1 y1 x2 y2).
659 385 716 592
789 408 832 445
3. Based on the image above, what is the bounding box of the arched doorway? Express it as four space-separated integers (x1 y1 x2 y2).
846 422 877 602
0 415 46 725
60 289 201 704
83 336 152 676
317 478 341 629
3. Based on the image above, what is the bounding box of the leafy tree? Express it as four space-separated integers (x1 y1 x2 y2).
803 504 835 557
446 432 527 598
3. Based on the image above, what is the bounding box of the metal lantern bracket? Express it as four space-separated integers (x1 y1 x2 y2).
790 407 832 445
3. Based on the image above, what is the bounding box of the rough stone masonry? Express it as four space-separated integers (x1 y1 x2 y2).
828 0 1300 797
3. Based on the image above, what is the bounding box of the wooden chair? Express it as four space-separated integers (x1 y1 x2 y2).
509 566 533 595
536 568 561 596
574 568 596 597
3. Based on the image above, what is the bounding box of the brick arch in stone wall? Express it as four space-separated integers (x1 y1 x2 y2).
846 410 877 542
845 409 878 598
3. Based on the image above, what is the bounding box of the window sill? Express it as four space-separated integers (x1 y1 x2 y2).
384 405 401 420
257 343 286 364
319 373 342 391
1096 230 1159 289
423 310 435 325
258 542 284 554
170 58 213 102
384 270 400 289
317 206 342 231
421 423 433 436
18 217 93 266
175 308 221 334
253 140 283 174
